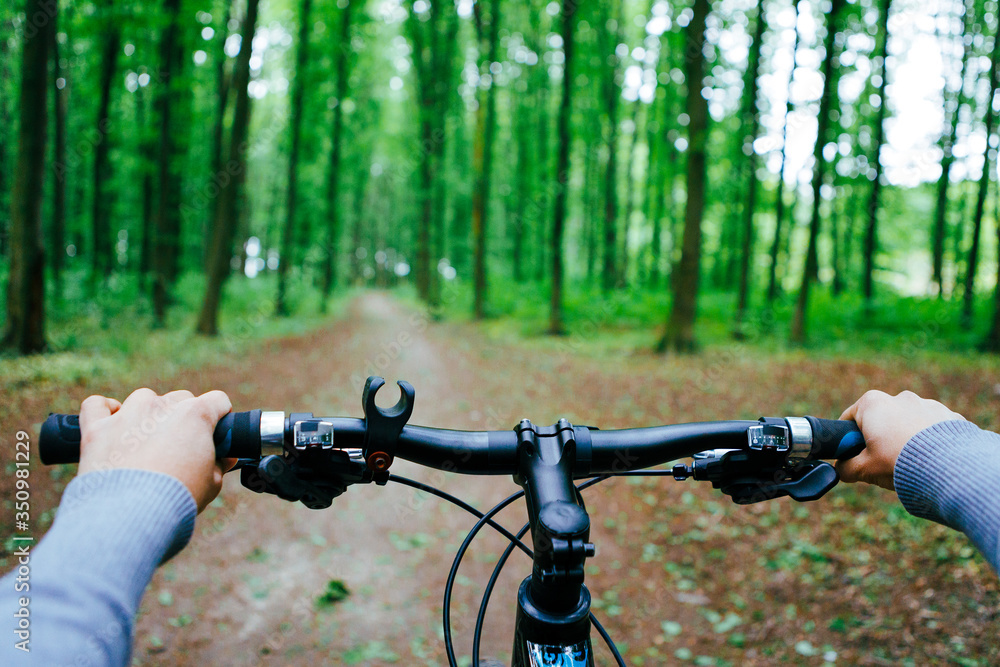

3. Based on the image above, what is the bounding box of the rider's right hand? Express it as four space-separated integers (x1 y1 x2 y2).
834 390 966 491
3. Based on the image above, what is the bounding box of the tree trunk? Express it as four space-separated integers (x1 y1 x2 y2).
136 85 154 290
513 98 531 282
831 185 843 295
963 22 1000 326
549 0 575 335
790 0 843 344
602 7 621 292
51 8 67 291
0 19 9 258
862 0 893 302
533 6 551 282
196 0 259 336
152 0 184 328
321 0 352 299
91 0 120 280
767 0 801 304
276 0 313 316
208 0 232 271
932 0 973 296
585 111 600 283
621 99 641 288
404 0 457 306
351 164 367 281
734 0 768 332
658 0 710 353
3 0 51 353
985 186 1000 351
471 0 500 319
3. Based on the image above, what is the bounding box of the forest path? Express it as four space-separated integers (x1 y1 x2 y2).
136 291 532 666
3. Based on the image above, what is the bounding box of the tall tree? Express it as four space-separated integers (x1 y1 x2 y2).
196 0 259 336
4 0 52 353
621 100 641 287
767 0 802 303
659 0 710 352
322 0 355 300
962 16 1000 326
207 0 233 270
734 0 768 333
549 0 575 335
601 3 623 292
861 0 893 302
645 44 666 288
91 0 121 280
404 0 459 306
932 0 973 296
0 18 9 257
471 0 500 319
51 7 67 291
532 5 551 282
985 190 1000 352
276 0 314 316
790 0 843 344
152 0 184 327
136 84 154 290
512 85 532 282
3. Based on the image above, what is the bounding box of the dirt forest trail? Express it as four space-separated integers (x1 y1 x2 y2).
6 290 1000 666
135 292 536 666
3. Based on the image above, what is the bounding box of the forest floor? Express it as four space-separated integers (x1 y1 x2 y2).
3 291 1000 666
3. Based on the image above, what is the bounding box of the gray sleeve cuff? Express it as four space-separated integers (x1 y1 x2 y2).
57 468 198 564
894 419 1000 571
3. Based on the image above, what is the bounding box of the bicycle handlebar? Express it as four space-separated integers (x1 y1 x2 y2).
38 411 864 471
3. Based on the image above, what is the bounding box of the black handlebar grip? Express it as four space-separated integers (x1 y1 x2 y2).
39 414 82 465
39 410 263 465
212 410 262 459
804 417 866 460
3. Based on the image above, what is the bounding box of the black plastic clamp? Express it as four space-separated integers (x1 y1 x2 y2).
361 376 415 485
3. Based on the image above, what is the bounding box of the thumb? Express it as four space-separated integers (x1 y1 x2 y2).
835 449 894 491
834 447 876 484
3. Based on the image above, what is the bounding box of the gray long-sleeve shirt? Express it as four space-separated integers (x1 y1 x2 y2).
894 420 1000 570
1 420 998 665
0 469 196 666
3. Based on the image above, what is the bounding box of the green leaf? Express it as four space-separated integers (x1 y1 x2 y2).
316 579 351 609
661 620 683 637
795 640 818 656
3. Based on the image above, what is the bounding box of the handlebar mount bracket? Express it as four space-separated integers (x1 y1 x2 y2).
362 376 416 485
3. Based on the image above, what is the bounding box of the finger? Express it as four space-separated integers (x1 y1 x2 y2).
221 457 240 472
80 395 118 430
122 387 159 409
163 389 196 405
197 390 233 422
838 399 860 422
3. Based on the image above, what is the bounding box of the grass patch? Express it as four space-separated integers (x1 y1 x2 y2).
422 274 1000 363
0 269 355 392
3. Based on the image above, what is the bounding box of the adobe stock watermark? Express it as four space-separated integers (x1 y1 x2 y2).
10 430 33 653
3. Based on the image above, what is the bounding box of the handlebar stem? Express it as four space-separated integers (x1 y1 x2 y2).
514 419 595 614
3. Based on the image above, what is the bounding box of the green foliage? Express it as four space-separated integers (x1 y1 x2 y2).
0 268 351 391
315 579 351 609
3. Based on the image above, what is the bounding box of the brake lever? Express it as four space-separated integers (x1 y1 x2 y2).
672 450 840 504
719 461 839 504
